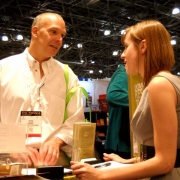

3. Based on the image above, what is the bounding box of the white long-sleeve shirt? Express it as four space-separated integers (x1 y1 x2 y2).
0 48 84 156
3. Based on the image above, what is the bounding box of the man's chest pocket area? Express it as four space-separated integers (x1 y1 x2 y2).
47 95 65 125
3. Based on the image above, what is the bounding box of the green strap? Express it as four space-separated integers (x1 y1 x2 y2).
63 64 91 123
64 86 91 122
64 64 69 93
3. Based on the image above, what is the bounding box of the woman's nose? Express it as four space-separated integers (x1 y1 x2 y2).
120 51 125 59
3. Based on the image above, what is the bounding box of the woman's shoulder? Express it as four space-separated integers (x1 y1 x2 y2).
148 73 172 90
148 71 180 94
156 71 180 88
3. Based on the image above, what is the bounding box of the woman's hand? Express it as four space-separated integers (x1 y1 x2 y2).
71 161 103 180
103 153 134 164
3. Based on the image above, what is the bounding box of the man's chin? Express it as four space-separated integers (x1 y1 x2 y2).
49 49 59 56
48 51 58 57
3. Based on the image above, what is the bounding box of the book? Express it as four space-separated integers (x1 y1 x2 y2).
91 104 100 112
72 122 96 161
96 119 101 126
99 94 106 99
64 161 132 174
99 118 105 126
98 99 109 112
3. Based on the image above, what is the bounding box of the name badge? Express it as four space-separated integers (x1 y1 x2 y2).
20 111 42 137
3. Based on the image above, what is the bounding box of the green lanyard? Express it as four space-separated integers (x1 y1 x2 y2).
63 64 91 123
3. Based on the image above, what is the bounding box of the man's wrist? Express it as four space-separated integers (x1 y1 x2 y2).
52 137 66 149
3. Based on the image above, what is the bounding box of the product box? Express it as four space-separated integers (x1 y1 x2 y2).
72 122 96 161
99 94 106 99
98 99 109 112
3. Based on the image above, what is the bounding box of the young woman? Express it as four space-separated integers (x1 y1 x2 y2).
70 20 180 180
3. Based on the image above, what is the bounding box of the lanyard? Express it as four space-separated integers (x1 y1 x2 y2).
24 58 52 111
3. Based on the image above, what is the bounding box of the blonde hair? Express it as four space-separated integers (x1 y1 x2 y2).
121 20 175 87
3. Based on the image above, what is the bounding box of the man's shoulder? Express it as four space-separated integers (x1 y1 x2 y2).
0 52 24 65
53 59 76 75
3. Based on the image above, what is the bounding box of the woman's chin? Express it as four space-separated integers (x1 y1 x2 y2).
126 70 138 76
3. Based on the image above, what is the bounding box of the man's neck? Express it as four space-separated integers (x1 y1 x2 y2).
39 62 44 78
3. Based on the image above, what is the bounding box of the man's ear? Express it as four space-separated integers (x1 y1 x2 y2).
31 26 38 38
140 39 147 54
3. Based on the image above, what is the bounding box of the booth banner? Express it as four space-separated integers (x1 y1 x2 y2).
128 74 143 157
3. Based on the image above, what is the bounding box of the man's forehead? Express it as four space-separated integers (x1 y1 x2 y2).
43 16 65 27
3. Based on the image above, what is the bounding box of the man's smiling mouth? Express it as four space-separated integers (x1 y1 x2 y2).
50 45 58 49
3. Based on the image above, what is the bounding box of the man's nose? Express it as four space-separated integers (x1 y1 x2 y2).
56 36 63 42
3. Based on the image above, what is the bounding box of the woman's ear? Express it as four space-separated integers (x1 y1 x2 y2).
140 39 147 54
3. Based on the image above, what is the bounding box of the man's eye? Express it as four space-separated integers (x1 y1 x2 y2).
51 30 56 34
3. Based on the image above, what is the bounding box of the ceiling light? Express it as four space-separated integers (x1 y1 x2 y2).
89 70 93 74
171 39 176 45
77 43 82 48
104 30 111 36
63 44 69 49
99 70 103 73
2 35 9 41
120 29 125 35
172 7 180 14
16 34 23 40
112 51 118 56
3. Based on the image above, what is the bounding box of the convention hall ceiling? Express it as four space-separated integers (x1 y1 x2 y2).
0 0 180 79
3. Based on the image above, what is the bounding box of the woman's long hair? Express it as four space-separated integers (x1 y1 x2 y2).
121 20 175 87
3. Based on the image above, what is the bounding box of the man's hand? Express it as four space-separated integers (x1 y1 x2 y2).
27 146 39 167
39 137 65 166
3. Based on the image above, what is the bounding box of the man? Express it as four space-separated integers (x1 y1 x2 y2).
0 12 84 167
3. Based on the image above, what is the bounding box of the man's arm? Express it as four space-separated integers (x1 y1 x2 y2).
55 68 85 156
39 67 84 165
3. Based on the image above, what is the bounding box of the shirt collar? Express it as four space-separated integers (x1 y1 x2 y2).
24 48 54 70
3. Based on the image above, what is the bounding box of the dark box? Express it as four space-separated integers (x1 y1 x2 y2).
37 166 64 180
